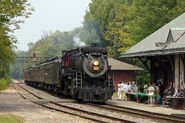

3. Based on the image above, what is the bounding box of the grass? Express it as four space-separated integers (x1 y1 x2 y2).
0 78 12 90
0 78 8 90
0 114 23 123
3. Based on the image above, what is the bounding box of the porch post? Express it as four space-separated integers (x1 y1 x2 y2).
174 55 180 96
180 55 184 90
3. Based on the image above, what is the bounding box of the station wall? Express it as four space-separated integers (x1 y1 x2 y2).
109 70 134 92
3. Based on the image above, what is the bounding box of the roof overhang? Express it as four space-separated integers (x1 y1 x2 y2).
121 47 185 58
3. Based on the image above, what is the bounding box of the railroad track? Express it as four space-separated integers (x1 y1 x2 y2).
13 83 134 123
84 102 185 123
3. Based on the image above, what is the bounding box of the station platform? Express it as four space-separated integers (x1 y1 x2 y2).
108 96 185 116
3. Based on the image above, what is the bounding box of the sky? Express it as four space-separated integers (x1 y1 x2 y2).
14 0 91 51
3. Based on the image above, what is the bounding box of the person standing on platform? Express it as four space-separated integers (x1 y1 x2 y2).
148 83 155 95
148 83 155 104
131 81 138 93
128 81 132 92
122 82 128 101
144 85 148 94
132 81 136 88
158 82 163 98
117 82 122 100
158 82 163 104
118 81 124 100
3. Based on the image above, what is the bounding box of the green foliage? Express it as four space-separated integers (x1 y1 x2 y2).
10 51 27 79
27 28 82 58
0 0 33 80
80 0 136 59
10 28 83 79
0 78 9 90
113 92 118 97
0 0 33 62
130 0 185 43
81 0 185 57
81 0 185 84
10 0 185 84
0 115 23 123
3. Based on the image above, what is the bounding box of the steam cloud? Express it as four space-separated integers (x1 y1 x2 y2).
73 35 86 46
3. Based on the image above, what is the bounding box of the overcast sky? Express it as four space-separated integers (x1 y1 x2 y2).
14 0 91 51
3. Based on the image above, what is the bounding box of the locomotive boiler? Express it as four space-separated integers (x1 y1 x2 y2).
24 43 114 102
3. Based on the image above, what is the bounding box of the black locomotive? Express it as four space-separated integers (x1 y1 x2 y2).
24 43 114 102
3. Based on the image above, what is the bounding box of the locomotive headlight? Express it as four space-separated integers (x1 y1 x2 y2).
93 60 99 66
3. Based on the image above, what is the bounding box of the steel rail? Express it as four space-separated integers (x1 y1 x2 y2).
13 84 106 123
13 83 134 123
85 103 185 123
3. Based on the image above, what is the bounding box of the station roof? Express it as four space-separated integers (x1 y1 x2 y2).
121 12 185 58
108 58 143 71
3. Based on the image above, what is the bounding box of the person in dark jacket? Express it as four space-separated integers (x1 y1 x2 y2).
158 82 163 98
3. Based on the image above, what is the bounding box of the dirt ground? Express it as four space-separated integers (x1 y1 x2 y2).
0 84 91 123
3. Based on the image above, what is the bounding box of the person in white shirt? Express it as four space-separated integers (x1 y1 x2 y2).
148 84 155 95
122 82 128 100
148 83 155 104
118 82 123 100
127 81 132 92
117 82 121 99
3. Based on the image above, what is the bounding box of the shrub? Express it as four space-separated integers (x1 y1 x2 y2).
113 92 118 97
0 78 8 90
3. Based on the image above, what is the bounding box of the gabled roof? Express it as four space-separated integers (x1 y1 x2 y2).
108 58 143 71
121 12 185 58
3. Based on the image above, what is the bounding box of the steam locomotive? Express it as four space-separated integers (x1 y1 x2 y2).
24 43 114 102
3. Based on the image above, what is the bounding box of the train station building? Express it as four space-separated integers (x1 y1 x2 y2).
121 12 185 109
108 58 143 92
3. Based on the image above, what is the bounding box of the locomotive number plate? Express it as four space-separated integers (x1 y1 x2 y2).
93 66 99 70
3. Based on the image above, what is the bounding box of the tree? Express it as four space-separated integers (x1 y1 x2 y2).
27 29 81 59
80 0 185 84
0 0 33 80
129 0 185 44
10 28 83 79
10 51 27 79
80 0 136 58
81 0 185 57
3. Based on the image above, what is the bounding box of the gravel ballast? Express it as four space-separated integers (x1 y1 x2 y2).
0 83 93 123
